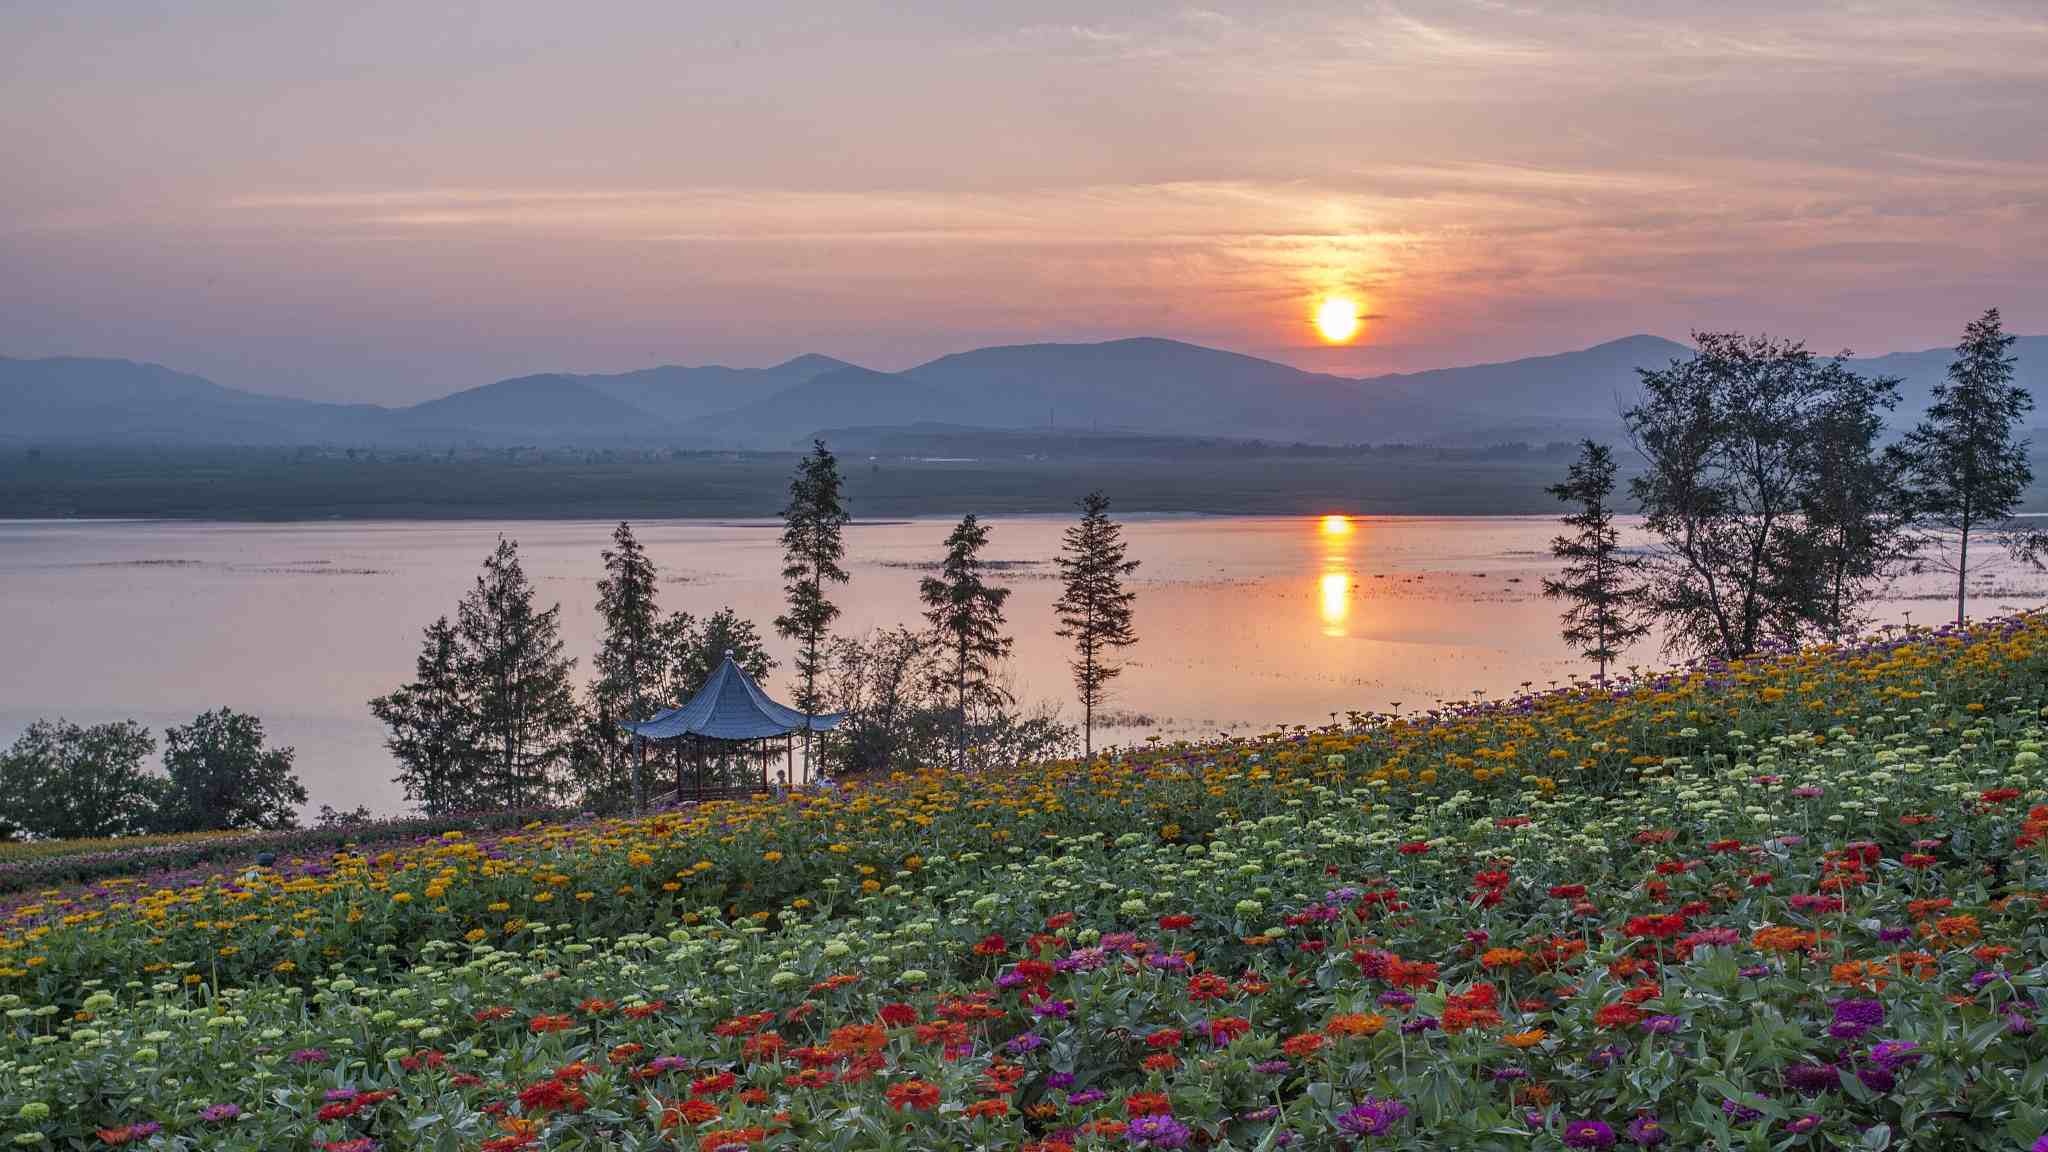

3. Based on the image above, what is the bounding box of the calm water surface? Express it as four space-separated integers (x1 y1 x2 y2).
0 515 1989 814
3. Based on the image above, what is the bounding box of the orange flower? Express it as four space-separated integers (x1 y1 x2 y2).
660 1098 722 1128
1324 1013 1388 1038
1281 1032 1326 1058
828 1023 888 1055
1751 926 1816 953
1502 1029 1547 1049
885 1079 941 1111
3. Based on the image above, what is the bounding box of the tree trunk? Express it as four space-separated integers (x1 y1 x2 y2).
1956 519 1971 627
955 636 967 772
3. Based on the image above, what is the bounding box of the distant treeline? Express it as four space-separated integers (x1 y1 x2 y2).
0 440 1663 519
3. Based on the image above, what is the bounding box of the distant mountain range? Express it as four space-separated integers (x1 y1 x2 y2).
5 334 2043 450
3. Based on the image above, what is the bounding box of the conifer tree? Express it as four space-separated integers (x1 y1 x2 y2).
1054 491 1139 757
589 522 664 811
456 538 578 808
919 514 1013 771
371 616 482 815
1901 308 2034 626
1543 441 1648 681
776 440 851 769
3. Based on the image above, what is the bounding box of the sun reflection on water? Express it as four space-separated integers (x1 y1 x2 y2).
1320 571 1351 634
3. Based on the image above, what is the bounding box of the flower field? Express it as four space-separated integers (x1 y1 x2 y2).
7 618 2048 1150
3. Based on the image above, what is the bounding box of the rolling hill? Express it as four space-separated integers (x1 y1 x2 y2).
3 334 2042 450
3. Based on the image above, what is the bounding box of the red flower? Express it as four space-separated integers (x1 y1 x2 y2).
879 1002 919 1027
884 1079 941 1111
661 1098 722 1128
1624 914 1687 940
1125 1092 1172 1117
1158 914 1196 930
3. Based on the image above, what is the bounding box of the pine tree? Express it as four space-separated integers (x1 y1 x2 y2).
371 616 482 815
1542 441 1648 681
456 538 578 808
775 440 851 770
1054 491 1139 757
1901 308 2033 626
670 607 775 698
589 522 665 811
919 514 1013 771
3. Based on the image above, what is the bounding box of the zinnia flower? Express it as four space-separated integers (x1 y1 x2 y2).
1334 1097 1410 1137
1562 1119 1616 1148
1125 1114 1191 1149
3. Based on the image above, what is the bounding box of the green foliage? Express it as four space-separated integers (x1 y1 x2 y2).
158 708 306 832
1054 491 1139 755
375 538 578 813
584 522 665 811
776 439 851 721
0 719 159 840
456 537 579 808
1626 332 1905 659
1543 440 1647 679
919 514 1014 770
370 616 483 816
665 607 774 702
1902 308 2037 625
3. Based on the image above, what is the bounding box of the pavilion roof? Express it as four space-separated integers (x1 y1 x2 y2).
622 652 841 742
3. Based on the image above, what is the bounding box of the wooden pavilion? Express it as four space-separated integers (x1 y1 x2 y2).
623 651 840 805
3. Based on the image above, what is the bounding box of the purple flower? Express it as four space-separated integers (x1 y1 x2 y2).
1400 1015 1439 1035
1067 1089 1107 1107
1334 1098 1411 1137
1877 925 1911 943
1563 1120 1616 1149
1031 1000 1074 1020
1856 1065 1897 1094
1588 1043 1630 1069
1377 990 1416 1010
1006 1033 1046 1055
323 1088 359 1102
1126 1114 1191 1149
199 1103 241 1122
1641 1014 1681 1035
289 1048 329 1065
2031 1134 2048 1152
1492 1066 1529 1083
1868 1041 1922 1071
1785 1115 1821 1135
1723 1099 1764 1124
128 1123 162 1139
1046 1072 1076 1089
1253 1059 1291 1075
1830 999 1884 1038
1624 1115 1668 1147
1784 1062 1841 1095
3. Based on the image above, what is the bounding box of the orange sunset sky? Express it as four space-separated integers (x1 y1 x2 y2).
3 2 2044 403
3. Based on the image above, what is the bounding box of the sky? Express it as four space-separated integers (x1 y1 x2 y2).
3 1 2046 405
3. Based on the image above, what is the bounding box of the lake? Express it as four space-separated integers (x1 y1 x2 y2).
0 515 2005 815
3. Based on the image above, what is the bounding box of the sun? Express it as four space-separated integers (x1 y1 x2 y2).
1315 297 1361 343
1319 514 1353 537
